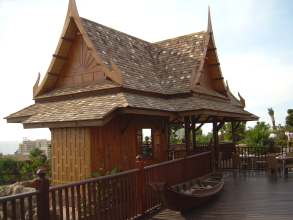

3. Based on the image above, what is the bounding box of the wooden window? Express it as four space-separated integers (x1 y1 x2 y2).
137 128 153 158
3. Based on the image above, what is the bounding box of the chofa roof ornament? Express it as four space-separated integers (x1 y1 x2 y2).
33 73 41 97
238 92 246 108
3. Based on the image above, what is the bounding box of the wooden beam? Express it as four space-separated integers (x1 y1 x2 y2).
195 123 205 132
167 121 171 153
191 116 196 150
184 116 191 154
53 54 68 61
217 121 225 131
234 121 241 130
231 122 237 144
212 121 219 170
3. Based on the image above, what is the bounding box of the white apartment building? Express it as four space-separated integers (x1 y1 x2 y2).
18 138 51 158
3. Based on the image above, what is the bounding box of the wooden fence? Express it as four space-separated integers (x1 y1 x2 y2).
0 151 211 220
225 146 293 170
169 144 293 170
168 143 210 159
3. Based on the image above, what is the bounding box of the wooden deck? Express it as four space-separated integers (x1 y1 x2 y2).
149 171 293 220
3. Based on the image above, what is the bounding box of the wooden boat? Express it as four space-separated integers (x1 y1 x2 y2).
150 173 224 212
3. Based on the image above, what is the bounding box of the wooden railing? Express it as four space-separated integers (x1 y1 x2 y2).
0 151 212 220
143 151 211 214
0 191 39 220
168 143 293 171
168 143 210 159
219 146 293 170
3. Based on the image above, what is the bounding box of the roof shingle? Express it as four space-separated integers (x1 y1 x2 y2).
6 92 256 125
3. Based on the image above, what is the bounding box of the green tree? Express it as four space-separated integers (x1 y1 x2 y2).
0 158 22 185
220 122 246 142
170 124 183 144
268 107 276 130
275 124 288 147
21 148 48 179
286 109 293 131
244 122 271 148
197 131 212 144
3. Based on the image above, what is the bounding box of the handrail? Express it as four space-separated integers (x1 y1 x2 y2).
50 168 139 190
0 190 39 201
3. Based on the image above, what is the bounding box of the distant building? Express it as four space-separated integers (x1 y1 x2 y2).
18 138 51 158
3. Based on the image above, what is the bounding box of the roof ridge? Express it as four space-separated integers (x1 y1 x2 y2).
152 31 206 44
81 17 152 45
81 17 207 47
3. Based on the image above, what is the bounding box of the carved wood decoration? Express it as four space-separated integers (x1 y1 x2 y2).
56 33 106 88
192 8 227 96
197 39 226 95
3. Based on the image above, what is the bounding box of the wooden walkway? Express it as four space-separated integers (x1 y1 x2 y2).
149 171 293 220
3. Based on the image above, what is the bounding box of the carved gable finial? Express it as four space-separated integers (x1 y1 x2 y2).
33 73 41 97
238 92 246 108
67 0 79 18
207 6 213 33
226 80 230 91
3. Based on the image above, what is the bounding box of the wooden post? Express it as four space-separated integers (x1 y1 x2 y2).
232 121 237 144
184 116 190 155
136 155 146 215
167 121 171 160
36 169 50 220
213 122 219 170
191 116 196 151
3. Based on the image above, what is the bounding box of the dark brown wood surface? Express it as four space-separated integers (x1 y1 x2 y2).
150 171 293 220
51 114 168 184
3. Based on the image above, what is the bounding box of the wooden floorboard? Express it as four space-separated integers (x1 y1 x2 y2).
149 171 293 220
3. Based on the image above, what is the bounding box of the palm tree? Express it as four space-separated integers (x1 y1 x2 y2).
268 108 276 130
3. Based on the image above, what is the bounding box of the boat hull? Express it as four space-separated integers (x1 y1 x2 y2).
164 181 224 212
150 173 224 212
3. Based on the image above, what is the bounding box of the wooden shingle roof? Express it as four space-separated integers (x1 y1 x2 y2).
79 18 207 95
6 92 257 128
5 0 258 127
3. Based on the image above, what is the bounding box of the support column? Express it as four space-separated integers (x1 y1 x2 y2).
184 116 191 155
231 121 237 144
191 116 196 151
167 120 171 160
213 121 219 170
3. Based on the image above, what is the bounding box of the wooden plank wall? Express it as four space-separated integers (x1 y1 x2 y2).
51 127 92 185
51 115 169 184
90 115 169 174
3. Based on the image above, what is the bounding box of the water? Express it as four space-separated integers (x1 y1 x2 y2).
0 141 19 155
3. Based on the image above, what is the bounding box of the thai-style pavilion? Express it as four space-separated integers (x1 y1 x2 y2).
6 0 257 184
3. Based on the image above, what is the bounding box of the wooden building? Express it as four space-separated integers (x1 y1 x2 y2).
6 0 257 184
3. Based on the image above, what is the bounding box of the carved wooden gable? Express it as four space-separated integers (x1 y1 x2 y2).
198 39 227 96
56 33 106 88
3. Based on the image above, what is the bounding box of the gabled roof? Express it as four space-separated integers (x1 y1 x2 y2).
5 0 258 127
32 0 215 97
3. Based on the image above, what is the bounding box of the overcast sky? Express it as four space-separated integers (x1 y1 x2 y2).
0 0 292 153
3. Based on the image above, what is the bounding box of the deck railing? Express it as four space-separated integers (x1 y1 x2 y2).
168 143 210 159
0 191 39 220
0 151 212 220
227 146 293 170
169 143 293 170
